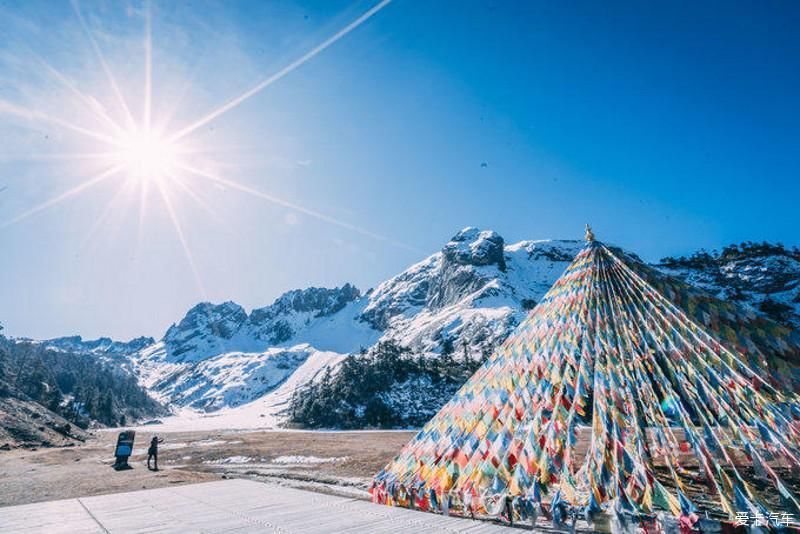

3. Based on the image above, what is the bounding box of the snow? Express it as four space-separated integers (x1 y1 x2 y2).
195 439 242 447
131 349 347 432
296 298 381 353
203 456 254 464
271 455 349 465
159 442 189 450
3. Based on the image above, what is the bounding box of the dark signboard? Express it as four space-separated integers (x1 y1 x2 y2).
113 430 135 470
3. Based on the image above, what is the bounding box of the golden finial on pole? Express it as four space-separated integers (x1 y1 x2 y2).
585 224 595 242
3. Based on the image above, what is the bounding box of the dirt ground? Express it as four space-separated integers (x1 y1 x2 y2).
0 429 414 507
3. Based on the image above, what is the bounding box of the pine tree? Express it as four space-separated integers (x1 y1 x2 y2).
99 391 114 425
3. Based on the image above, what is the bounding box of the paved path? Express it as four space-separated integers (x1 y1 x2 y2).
0 479 514 533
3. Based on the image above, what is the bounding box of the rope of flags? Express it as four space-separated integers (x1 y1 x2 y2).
371 240 800 529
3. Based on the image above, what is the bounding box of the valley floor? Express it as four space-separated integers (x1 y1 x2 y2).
0 428 414 507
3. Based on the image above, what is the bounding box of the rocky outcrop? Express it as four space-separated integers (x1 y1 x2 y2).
442 227 506 269
248 284 361 343
427 228 506 310
163 302 248 359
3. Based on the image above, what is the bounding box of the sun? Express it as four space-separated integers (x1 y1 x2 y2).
115 127 179 183
0 0 399 295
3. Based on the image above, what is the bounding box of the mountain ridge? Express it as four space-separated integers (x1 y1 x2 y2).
7 228 800 430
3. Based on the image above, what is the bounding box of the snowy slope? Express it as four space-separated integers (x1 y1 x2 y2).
132 349 347 431
148 346 313 411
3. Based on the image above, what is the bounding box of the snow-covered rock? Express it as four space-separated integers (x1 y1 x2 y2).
42 335 154 357
163 302 248 361
247 284 361 344
656 242 800 328
148 345 315 411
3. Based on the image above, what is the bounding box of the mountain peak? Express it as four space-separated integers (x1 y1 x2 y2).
162 301 248 359
248 283 362 344
260 283 361 318
443 227 506 270
172 302 247 336
159 285 364 359
184 301 245 317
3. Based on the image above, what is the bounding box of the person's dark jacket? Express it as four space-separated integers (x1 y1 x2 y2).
148 437 163 455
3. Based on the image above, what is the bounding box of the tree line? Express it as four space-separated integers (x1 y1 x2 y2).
0 328 164 428
287 339 485 429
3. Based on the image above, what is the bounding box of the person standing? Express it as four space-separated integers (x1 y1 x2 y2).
147 436 164 471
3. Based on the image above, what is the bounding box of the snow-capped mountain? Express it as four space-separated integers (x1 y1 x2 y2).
157 284 365 362
161 301 249 361
129 283 377 416
18 228 798 430
656 242 800 328
126 228 583 423
360 228 583 356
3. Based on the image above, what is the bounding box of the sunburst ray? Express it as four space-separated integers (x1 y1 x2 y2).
169 0 392 142
155 179 206 296
35 55 125 136
1 164 123 228
179 163 414 249
77 180 133 252
71 0 136 130
0 99 121 147
0 151 114 163
135 179 150 258
143 0 153 131
167 172 238 236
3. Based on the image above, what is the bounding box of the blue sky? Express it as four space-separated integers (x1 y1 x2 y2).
1 0 799 340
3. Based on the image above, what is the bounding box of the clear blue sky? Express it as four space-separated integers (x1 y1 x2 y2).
1 0 798 340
